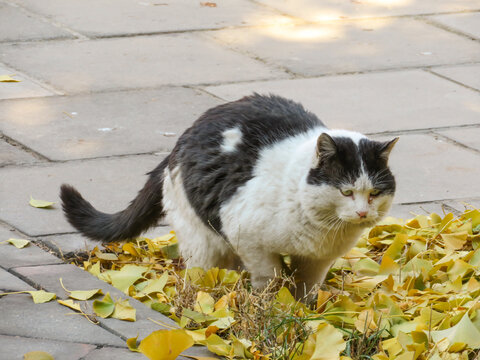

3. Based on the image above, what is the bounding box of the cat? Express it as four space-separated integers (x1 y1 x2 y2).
61 94 398 296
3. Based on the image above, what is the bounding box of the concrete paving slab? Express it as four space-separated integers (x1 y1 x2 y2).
205 17 480 77
0 34 286 94
39 225 172 256
0 225 62 270
436 127 480 152
430 12 480 39
204 70 480 133
0 139 38 166
0 294 125 346
15 264 180 339
255 0 480 22
12 0 290 37
83 347 142 360
0 335 95 360
389 202 459 220
0 268 35 291
0 88 223 160
0 64 55 100
0 3 73 43
373 134 480 204
432 64 480 91
0 154 163 236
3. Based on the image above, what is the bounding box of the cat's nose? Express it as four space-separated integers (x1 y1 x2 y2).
356 211 368 218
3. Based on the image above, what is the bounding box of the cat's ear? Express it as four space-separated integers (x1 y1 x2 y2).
379 137 399 163
316 133 337 160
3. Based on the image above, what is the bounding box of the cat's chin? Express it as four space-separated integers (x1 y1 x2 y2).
343 216 380 226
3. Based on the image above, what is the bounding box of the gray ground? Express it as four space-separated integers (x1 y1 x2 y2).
1 0 480 358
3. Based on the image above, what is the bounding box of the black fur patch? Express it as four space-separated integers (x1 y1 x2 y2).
171 94 324 232
308 136 396 194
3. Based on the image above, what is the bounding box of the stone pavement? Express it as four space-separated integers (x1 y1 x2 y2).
0 0 479 358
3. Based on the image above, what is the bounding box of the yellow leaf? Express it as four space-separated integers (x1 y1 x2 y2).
138 329 194 360
310 323 346 360
28 290 56 304
112 299 136 322
430 312 480 350
136 272 168 298
378 255 399 275
384 233 407 260
29 196 55 208
68 288 103 301
6 238 30 249
109 264 147 293
441 232 468 252
94 251 119 261
0 74 20 82
57 299 82 312
204 334 231 356
194 291 215 314
23 351 54 360
127 336 140 352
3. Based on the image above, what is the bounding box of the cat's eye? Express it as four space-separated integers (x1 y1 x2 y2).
370 189 382 197
340 189 353 197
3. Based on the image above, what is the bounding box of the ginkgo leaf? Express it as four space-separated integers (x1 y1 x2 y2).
194 291 215 314
138 329 194 360
28 290 56 304
136 272 168 298
0 75 20 82
430 312 480 350
204 334 231 356
109 265 147 293
6 238 30 248
29 196 55 208
68 288 103 301
57 299 82 312
93 293 115 318
111 299 136 322
127 336 140 352
23 351 54 360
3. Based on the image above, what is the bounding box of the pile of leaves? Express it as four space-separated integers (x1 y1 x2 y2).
78 207 480 360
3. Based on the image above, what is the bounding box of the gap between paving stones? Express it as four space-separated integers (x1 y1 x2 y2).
427 68 480 94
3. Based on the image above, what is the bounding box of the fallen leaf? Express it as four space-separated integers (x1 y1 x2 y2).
430 312 480 350
6 238 30 248
127 336 140 352
93 293 115 318
57 299 82 312
200 2 217 7
112 298 136 321
23 351 54 360
68 288 103 301
139 329 194 360
29 196 55 208
0 75 20 82
28 290 56 304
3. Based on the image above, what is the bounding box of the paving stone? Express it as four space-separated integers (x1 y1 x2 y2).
0 224 63 270
430 12 480 39
205 17 480 77
0 139 38 166
255 0 480 21
83 347 143 360
12 0 289 37
0 294 125 346
39 225 172 256
0 3 73 43
437 127 480 152
372 134 480 204
0 335 95 360
0 154 163 236
15 264 179 339
0 63 55 100
0 88 223 160
389 202 459 220
0 268 35 291
0 34 285 94
204 70 480 133
432 64 480 91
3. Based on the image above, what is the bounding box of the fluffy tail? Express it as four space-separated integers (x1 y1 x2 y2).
60 157 169 242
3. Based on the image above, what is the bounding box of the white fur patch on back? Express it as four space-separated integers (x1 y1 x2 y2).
325 129 367 144
221 127 242 153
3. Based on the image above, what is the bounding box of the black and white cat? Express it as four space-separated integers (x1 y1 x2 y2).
61 94 397 295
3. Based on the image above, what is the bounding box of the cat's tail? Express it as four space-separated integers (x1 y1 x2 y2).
60 157 169 242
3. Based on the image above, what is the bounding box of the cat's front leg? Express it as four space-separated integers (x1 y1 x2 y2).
240 250 284 288
290 256 334 300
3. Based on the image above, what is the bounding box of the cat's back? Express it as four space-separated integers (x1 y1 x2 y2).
169 94 324 232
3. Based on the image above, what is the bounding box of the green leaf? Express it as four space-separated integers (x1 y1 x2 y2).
127 336 140 352
23 351 54 360
430 312 480 350
109 265 148 293
6 238 30 249
204 334 231 356
136 272 168 298
138 329 194 360
93 293 115 318
151 302 172 316
29 196 55 208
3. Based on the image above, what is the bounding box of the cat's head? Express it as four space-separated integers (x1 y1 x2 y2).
305 131 398 226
